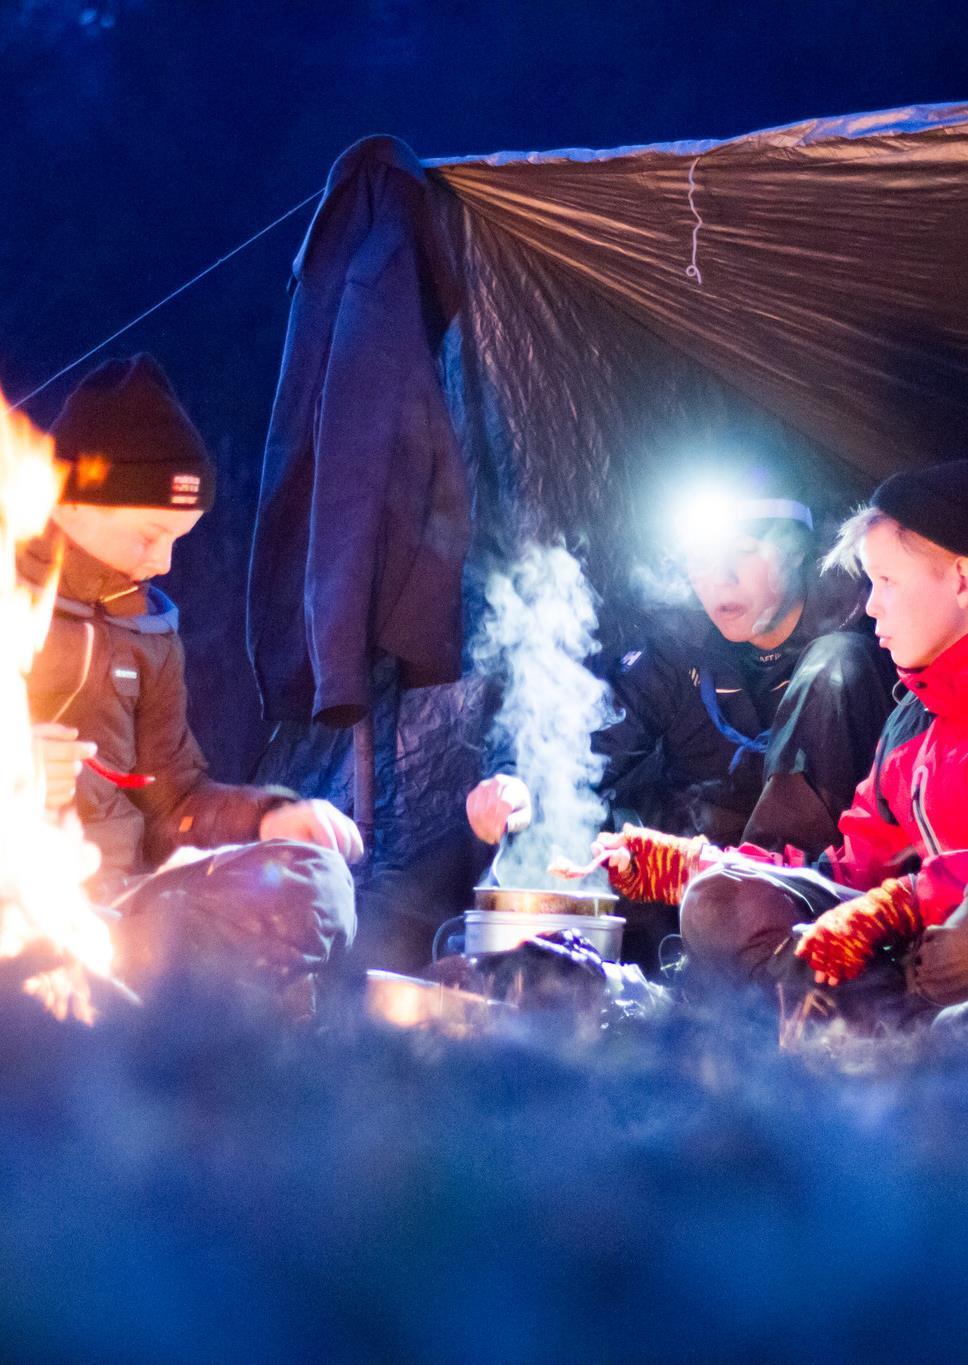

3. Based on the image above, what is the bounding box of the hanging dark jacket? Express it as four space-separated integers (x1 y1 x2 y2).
23 530 297 897
247 135 471 728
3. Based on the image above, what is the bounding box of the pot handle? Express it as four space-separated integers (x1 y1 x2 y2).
431 915 466 962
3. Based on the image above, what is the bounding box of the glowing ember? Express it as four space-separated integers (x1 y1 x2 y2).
0 388 115 1023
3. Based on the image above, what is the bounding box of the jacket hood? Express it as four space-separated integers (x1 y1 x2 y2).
292 135 428 281
18 524 179 635
798 565 869 636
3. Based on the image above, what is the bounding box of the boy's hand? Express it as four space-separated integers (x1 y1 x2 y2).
589 829 632 876
259 799 364 864
466 775 532 844
32 723 98 810
795 878 921 986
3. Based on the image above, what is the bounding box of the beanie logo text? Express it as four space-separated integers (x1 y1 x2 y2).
171 473 202 507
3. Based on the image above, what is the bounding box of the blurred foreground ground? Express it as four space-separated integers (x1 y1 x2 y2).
1 971 966 1363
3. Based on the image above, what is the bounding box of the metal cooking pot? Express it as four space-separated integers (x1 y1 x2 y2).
467 884 625 960
464 910 625 959
472 885 619 917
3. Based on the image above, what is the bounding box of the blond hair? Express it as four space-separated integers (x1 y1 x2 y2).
823 506 959 577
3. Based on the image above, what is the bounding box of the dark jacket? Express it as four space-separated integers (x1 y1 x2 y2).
593 574 895 847
24 531 296 896
247 135 470 728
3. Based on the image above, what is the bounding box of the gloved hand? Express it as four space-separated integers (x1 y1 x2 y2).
794 877 921 986
910 919 968 1007
465 774 533 844
591 824 709 905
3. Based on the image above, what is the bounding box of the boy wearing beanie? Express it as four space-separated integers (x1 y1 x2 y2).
595 460 968 1023
26 355 361 1015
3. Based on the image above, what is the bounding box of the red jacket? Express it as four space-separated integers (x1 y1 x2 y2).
743 632 968 925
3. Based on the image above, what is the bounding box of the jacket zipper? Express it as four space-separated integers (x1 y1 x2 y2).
911 765 942 856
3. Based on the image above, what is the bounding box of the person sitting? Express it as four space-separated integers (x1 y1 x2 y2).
594 460 968 1024
25 354 362 1016
469 492 894 856
467 491 895 964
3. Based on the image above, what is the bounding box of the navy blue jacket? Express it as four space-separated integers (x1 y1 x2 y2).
247 137 470 727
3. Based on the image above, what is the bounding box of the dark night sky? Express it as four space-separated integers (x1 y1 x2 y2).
4 0 968 776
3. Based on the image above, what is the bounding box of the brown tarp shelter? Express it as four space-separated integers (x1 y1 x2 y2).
430 102 968 490
249 102 968 878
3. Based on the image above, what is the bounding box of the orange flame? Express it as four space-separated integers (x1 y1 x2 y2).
0 389 115 1023
74 453 110 490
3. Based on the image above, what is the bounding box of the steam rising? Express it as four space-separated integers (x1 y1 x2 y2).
474 545 613 888
630 556 692 608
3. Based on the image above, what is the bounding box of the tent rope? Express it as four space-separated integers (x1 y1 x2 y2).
15 155 711 407
685 157 704 286
11 182 328 410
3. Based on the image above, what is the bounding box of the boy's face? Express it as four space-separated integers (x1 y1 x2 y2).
53 504 203 581
862 520 968 668
686 532 801 645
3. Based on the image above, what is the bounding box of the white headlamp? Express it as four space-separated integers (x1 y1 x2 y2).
734 498 813 529
673 488 813 553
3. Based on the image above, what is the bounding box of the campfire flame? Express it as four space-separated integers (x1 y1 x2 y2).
0 389 115 1023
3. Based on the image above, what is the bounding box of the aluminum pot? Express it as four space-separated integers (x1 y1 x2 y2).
473 885 619 918
467 884 625 960
463 909 625 960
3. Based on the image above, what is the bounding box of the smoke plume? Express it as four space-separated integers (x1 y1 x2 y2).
474 545 614 888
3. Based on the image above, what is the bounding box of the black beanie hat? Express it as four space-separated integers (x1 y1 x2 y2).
871 460 968 557
52 354 215 510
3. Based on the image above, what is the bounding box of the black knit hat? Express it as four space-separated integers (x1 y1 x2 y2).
52 354 215 510
871 460 968 556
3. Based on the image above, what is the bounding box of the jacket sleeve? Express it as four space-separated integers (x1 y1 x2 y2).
592 644 680 811
816 766 919 890
736 778 968 926
130 634 298 866
734 764 920 891
913 853 968 926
